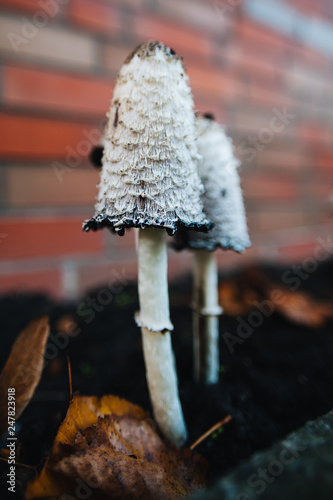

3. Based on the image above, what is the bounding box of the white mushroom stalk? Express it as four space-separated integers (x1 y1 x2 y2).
178 114 251 384
83 42 211 446
138 228 185 445
193 249 221 383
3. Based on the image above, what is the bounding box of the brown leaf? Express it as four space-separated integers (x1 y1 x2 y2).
269 287 333 328
0 316 50 434
26 395 208 500
218 281 256 316
220 267 333 328
55 394 149 447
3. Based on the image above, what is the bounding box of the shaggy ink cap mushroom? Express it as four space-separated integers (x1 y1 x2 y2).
177 114 251 252
83 41 211 237
179 114 251 384
83 41 212 446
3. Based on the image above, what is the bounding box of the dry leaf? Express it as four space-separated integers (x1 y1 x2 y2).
220 267 333 328
219 281 255 316
246 267 333 328
268 287 333 328
26 394 208 500
0 316 50 434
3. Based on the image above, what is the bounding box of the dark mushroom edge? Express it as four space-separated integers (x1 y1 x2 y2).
172 230 252 253
83 215 213 237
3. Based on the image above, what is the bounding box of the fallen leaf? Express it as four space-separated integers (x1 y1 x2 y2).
219 267 333 328
219 281 256 316
55 394 148 447
268 286 333 328
0 316 50 434
245 267 333 328
26 394 208 500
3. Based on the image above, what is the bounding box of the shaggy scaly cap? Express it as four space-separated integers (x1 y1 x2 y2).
83 41 210 236
180 114 251 251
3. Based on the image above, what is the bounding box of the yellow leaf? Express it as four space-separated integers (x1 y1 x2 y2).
26 394 208 500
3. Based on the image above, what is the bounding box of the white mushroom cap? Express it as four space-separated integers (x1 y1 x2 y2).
177 114 251 252
83 41 211 236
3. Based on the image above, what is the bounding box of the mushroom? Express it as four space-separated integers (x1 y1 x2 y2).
83 41 211 446
175 113 251 384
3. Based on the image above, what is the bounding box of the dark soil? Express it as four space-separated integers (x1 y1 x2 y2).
1 259 333 499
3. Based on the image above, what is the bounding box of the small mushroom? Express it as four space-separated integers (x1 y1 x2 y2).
83 42 211 446
176 113 251 384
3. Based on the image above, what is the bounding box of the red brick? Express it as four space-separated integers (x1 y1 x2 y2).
193 97 225 124
315 150 333 170
186 64 238 97
7 166 100 208
215 43 284 87
235 54 280 87
70 0 120 33
3 65 112 116
113 230 136 250
167 251 192 280
292 43 330 70
242 174 297 201
0 114 102 158
104 44 134 73
167 245 258 278
151 0 230 34
78 259 137 293
290 0 330 21
236 19 328 74
256 149 307 171
250 210 306 232
235 20 289 58
278 241 317 263
0 16 96 70
215 244 259 270
0 0 50 13
106 0 141 7
232 106 290 135
284 67 333 113
305 181 333 201
231 110 274 136
299 123 332 148
235 19 327 71
232 91 298 124
0 217 102 260
134 16 211 59
0 269 61 297
247 85 296 109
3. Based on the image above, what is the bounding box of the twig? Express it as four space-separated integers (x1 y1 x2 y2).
190 414 232 450
66 352 73 401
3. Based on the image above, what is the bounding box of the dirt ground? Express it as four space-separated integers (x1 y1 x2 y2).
1 259 333 499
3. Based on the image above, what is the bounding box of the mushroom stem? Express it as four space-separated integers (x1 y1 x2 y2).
138 227 187 446
193 249 222 384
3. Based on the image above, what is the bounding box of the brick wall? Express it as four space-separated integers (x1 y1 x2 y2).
0 0 333 298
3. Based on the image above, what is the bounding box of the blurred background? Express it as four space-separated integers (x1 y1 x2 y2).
0 0 332 299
